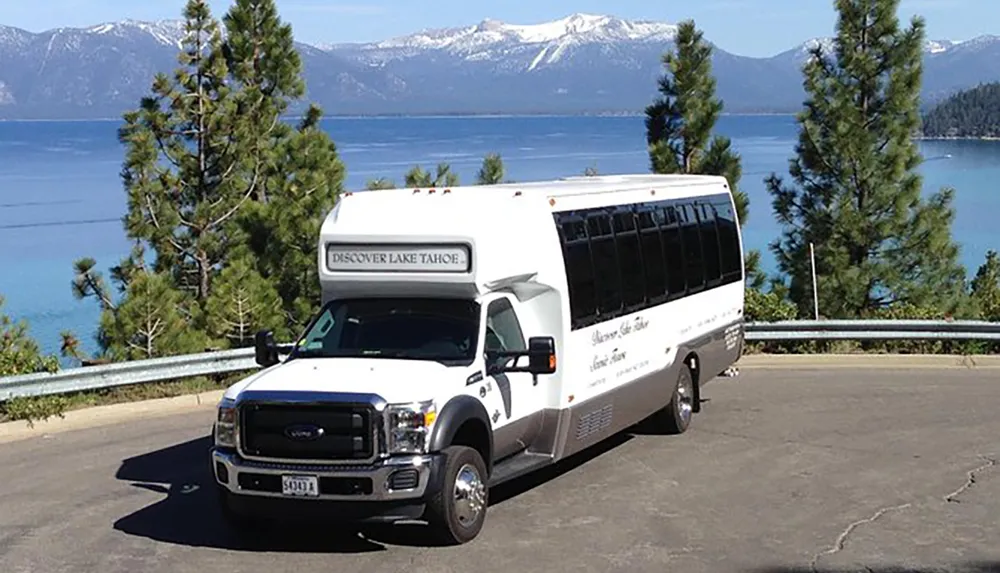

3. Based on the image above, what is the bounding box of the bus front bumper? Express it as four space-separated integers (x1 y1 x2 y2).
211 447 443 523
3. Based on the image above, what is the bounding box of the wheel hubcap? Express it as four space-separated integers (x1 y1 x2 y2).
453 463 487 526
677 374 694 423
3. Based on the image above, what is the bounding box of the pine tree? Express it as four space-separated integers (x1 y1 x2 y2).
971 250 1000 321
73 0 349 357
0 296 59 376
223 0 305 204
405 163 459 187
59 331 86 365
372 153 505 190
99 270 208 361
765 0 967 318
71 257 117 313
477 153 505 185
205 253 287 347
240 107 347 329
645 20 748 222
645 20 760 287
114 0 246 303
221 1 347 329
72 1 245 358
71 254 120 357
72 245 204 360
365 177 396 190
921 82 1000 139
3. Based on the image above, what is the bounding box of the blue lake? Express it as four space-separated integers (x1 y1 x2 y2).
1 114 997 357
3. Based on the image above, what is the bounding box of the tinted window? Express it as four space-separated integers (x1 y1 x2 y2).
613 206 645 310
660 203 686 296
561 217 588 242
714 197 742 282
587 212 622 317
698 202 722 285
560 216 598 325
637 204 667 302
554 193 742 330
679 203 705 291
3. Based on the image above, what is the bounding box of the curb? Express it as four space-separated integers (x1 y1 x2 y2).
0 390 224 445
737 353 1000 369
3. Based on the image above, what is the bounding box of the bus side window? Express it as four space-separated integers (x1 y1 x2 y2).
485 298 527 369
636 204 667 304
613 205 645 311
587 211 623 318
713 198 742 283
679 202 705 293
558 213 598 329
699 202 723 287
659 202 686 297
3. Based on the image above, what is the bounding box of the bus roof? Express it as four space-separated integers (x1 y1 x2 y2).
340 173 728 202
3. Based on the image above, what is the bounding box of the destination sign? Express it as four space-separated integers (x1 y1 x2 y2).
325 243 471 273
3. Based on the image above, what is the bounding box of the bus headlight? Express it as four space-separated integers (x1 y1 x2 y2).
386 400 436 454
215 399 237 448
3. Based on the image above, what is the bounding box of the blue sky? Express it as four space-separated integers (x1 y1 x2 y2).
0 0 994 57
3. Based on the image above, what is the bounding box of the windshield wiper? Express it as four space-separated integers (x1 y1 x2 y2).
291 348 326 358
291 348 465 361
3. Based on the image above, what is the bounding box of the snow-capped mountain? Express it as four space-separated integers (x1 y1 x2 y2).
323 13 726 114
0 24 33 48
347 13 677 61
329 13 678 76
781 36 966 60
769 33 1000 103
1 14 999 119
0 19 407 119
83 19 188 48
925 39 961 54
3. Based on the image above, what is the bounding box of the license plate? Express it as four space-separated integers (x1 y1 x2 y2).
281 475 319 497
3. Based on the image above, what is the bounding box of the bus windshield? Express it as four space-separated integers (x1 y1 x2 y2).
290 298 481 366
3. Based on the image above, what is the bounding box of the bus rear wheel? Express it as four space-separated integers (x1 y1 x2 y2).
651 365 695 435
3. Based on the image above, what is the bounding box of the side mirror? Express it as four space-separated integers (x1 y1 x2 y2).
488 336 557 377
254 330 279 367
526 336 557 375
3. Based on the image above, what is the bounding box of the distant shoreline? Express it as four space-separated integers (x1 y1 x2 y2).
0 111 798 123
916 135 1000 141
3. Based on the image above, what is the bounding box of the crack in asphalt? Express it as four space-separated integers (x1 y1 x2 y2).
809 454 999 571
944 456 998 503
808 503 913 573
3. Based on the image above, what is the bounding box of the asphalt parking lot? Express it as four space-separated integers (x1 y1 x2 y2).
0 365 998 573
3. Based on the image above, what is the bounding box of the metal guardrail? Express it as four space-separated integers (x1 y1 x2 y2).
744 319 1000 341
0 347 260 401
1 319 998 401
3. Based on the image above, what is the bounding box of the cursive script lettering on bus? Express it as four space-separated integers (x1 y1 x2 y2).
592 315 649 346
590 349 627 372
591 328 619 346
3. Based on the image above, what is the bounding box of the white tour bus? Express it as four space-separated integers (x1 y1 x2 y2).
211 173 745 544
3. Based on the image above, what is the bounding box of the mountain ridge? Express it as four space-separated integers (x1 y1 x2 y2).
0 14 997 120
24 14 974 59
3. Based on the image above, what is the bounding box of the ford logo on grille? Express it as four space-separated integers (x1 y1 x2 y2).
284 424 325 442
